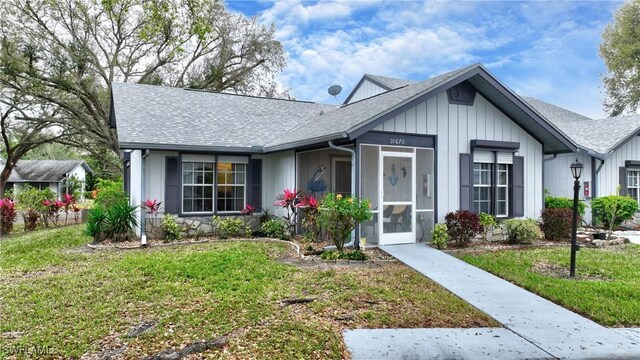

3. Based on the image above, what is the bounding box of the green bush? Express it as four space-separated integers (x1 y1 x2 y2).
104 201 138 241
545 194 586 216
211 216 246 239
503 218 543 244
15 186 55 231
85 206 107 243
94 179 126 208
478 212 497 242
430 223 449 249
321 250 367 261
591 195 638 232
540 208 573 241
317 193 372 252
262 217 289 240
161 214 183 242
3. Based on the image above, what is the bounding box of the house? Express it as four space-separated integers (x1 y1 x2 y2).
2 160 93 200
523 97 640 224
110 63 578 244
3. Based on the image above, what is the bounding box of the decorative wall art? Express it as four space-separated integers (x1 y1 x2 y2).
307 165 327 196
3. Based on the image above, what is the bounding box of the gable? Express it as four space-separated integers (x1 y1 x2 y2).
344 78 389 104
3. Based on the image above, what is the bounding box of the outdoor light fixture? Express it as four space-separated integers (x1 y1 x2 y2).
569 158 583 277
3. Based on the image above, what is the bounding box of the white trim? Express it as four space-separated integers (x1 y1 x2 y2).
218 155 249 164
379 150 416 245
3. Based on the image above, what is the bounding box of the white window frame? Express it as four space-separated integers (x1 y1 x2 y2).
473 162 493 214
496 163 509 217
216 162 247 213
628 169 640 206
182 161 215 214
331 156 352 197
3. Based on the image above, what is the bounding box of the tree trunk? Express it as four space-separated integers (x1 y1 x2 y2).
0 160 15 198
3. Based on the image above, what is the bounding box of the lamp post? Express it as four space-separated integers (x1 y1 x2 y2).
569 158 583 278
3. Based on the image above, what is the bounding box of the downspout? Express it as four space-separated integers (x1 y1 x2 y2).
140 150 149 247
325 140 356 250
544 154 557 162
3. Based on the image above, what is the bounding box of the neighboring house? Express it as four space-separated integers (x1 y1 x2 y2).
110 63 577 244
2 160 93 200
524 97 640 224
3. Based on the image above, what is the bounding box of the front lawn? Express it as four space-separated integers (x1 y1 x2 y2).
0 226 496 359
459 245 640 326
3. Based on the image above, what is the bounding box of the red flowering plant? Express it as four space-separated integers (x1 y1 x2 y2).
297 195 321 242
61 193 76 225
274 188 301 236
0 198 17 236
141 199 163 235
42 199 63 226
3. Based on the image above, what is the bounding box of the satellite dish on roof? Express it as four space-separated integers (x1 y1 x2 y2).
328 85 342 96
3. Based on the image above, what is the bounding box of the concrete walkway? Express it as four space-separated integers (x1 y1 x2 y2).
344 244 639 359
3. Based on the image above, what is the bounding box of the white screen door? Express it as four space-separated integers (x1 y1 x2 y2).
379 151 416 245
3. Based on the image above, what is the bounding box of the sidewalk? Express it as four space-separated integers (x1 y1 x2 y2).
344 244 639 359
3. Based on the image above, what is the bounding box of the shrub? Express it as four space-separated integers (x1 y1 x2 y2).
104 201 139 241
540 208 573 241
274 188 302 235
161 214 183 242
42 199 63 226
444 210 483 247
321 249 367 261
591 195 638 235
15 186 55 231
259 208 274 224
317 193 372 252
85 206 108 243
94 179 126 208
503 218 543 244
0 198 17 236
430 223 449 249
211 216 246 239
262 217 289 240
545 194 586 216
298 195 320 241
478 212 497 242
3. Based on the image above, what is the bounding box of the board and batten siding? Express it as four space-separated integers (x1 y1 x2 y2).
599 135 640 197
346 80 387 104
373 91 544 222
544 153 593 223
261 150 296 217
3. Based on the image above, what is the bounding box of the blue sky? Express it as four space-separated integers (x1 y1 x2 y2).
226 1 622 119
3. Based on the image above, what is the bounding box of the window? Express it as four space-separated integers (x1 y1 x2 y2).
217 162 246 212
496 164 509 216
629 169 640 206
472 151 512 217
473 163 492 214
182 162 214 213
29 183 49 191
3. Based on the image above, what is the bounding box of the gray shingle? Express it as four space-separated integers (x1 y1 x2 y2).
112 84 336 150
365 74 417 90
265 65 477 149
523 97 640 156
2 160 89 182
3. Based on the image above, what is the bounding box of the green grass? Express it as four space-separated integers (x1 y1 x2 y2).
459 245 640 326
0 226 496 359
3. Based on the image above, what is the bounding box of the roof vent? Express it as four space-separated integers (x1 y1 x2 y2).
319 110 325 116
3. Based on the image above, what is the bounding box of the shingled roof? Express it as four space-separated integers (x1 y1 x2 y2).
364 74 417 90
112 84 336 152
523 97 640 158
111 63 577 154
2 160 91 183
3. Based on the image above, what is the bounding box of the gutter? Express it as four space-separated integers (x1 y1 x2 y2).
544 154 557 162
324 140 357 251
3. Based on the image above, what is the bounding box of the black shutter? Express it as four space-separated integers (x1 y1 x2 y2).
165 157 179 214
123 161 131 196
513 156 525 217
248 159 262 211
460 153 472 211
619 167 628 196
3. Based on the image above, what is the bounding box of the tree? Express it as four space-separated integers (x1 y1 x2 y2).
0 0 287 171
600 0 640 116
0 89 74 196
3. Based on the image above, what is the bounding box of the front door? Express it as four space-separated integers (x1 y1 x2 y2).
379 151 415 245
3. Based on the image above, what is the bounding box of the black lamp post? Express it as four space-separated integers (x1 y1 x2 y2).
569 158 583 278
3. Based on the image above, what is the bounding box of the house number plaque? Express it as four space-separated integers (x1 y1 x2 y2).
389 138 406 145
